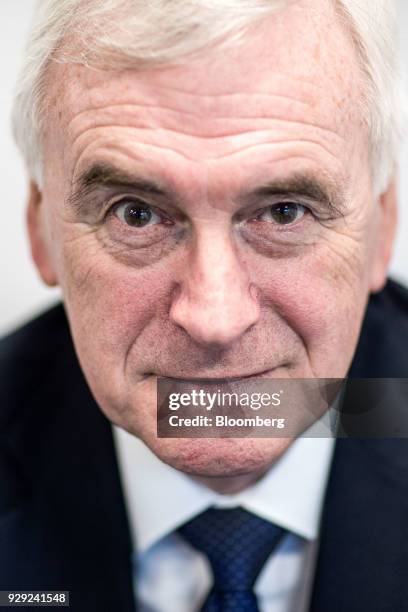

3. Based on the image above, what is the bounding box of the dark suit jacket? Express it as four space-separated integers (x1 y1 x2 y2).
1 279 408 611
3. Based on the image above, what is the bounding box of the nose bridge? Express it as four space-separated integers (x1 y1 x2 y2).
170 228 260 346
201 235 250 308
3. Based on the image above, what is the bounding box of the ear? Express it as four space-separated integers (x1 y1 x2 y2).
369 179 398 294
26 181 58 287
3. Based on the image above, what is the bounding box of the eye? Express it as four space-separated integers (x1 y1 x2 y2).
114 198 162 227
257 202 306 225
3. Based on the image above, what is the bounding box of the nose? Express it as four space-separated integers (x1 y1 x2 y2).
169 230 260 347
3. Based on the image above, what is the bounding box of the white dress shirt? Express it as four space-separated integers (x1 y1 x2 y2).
112 425 335 612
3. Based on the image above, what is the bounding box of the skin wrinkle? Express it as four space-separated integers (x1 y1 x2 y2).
132 306 301 375
62 91 315 120
65 130 345 188
68 162 346 222
66 130 347 208
54 66 326 120
68 121 344 150
61 75 348 173
28 0 398 490
65 101 345 141
69 128 343 166
58 63 348 139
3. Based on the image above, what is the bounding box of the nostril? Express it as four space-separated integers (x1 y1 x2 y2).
170 291 260 348
169 259 261 346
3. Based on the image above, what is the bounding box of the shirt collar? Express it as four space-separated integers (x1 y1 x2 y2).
112 426 335 552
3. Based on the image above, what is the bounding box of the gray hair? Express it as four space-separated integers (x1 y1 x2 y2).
12 0 405 195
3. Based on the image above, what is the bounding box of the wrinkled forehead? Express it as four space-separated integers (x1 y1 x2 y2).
45 0 366 157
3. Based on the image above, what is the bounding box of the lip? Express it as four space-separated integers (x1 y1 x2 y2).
147 367 284 382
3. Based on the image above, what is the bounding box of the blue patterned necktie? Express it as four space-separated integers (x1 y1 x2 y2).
178 506 285 612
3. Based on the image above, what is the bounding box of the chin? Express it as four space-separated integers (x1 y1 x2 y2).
96 379 295 479
142 435 294 478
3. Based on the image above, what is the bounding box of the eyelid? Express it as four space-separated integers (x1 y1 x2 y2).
239 199 313 223
255 195 341 222
116 199 163 227
109 194 154 211
106 194 171 224
108 192 194 226
260 199 309 212
258 201 307 223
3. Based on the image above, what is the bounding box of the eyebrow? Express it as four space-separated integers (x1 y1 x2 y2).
67 163 169 216
68 162 345 218
251 174 346 218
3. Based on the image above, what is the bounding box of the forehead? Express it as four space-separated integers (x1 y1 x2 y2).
45 0 365 176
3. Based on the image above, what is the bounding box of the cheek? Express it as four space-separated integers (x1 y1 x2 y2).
255 239 369 374
58 236 174 365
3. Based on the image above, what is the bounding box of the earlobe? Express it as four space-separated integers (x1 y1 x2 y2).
26 181 58 287
369 180 398 294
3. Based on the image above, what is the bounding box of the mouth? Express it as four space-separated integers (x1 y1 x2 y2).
144 366 288 382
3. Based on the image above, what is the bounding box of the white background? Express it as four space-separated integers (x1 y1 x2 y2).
1 1 407 335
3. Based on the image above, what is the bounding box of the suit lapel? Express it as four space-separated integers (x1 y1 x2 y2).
0 309 135 611
310 282 408 611
310 438 408 611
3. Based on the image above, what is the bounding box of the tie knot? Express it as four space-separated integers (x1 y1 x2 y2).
178 507 284 592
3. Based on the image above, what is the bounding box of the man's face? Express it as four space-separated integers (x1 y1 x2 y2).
30 0 396 477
